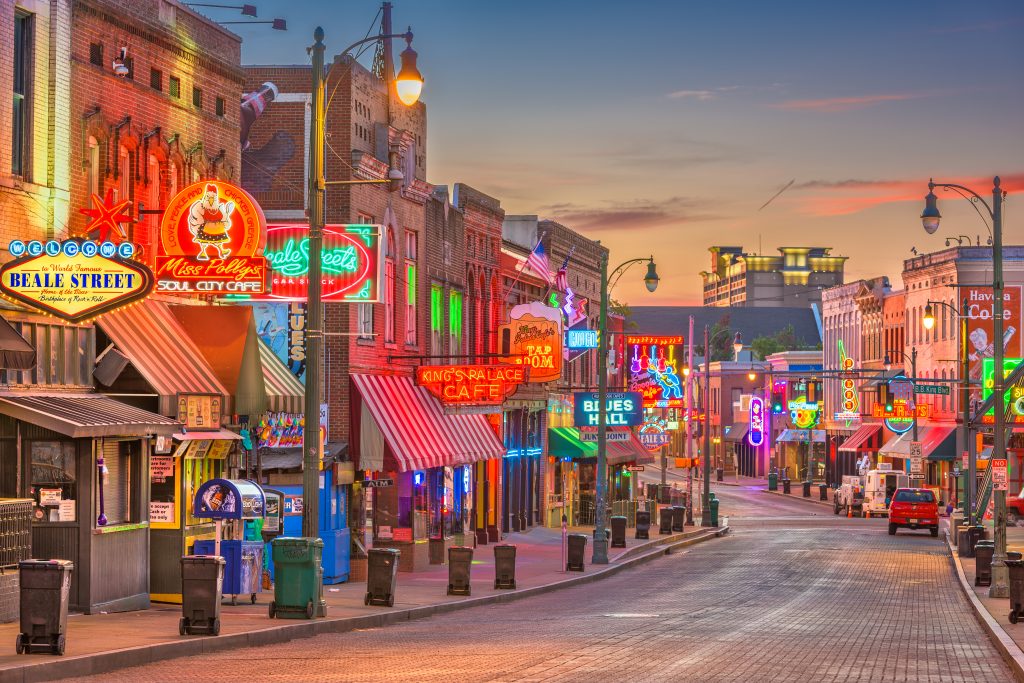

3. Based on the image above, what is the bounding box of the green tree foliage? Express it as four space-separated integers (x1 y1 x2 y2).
750 324 805 360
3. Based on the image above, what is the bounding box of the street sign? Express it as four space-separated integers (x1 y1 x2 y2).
962 451 969 468
363 478 394 488
626 465 644 472
579 429 630 443
909 456 923 475
909 442 923 459
915 384 950 395
993 459 1009 491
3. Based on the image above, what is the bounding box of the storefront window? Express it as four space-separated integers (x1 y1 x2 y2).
31 441 76 523
185 449 224 527
98 441 131 526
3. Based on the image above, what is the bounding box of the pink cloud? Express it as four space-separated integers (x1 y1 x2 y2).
771 93 928 112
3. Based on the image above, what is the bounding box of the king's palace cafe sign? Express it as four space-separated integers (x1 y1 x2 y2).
416 365 527 405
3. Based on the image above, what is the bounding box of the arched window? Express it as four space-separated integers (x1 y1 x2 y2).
117 145 131 204
87 136 101 199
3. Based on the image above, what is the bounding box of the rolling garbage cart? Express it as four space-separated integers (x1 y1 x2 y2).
179 555 224 636
270 537 327 618
365 547 400 606
16 560 73 655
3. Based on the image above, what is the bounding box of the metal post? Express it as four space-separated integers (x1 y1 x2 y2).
592 249 610 564
302 27 326 539
702 325 712 526
990 177 1008 598
962 297 973 524
686 315 695 524
911 347 918 443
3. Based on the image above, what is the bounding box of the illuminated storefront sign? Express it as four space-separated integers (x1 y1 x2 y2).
0 239 153 322
788 398 821 429
748 396 765 447
626 335 685 408
252 224 381 302
873 373 928 433
981 358 1024 424
834 339 861 421
573 391 644 427
966 286 1022 383
416 364 526 405
500 301 563 383
566 327 598 350
638 416 671 451
156 181 268 295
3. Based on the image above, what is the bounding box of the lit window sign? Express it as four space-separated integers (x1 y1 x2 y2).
748 396 765 447
416 364 526 405
500 301 563 383
156 181 268 295
566 328 598 350
573 391 644 427
981 358 1024 424
834 339 861 421
873 373 929 432
626 335 685 408
788 398 821 429
638 416 671 451
0 239 153 322
250 224 381 302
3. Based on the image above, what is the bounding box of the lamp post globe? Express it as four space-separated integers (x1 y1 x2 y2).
395 31 424 106
732 332 743 360
883 353 892 372
921 182 942 234
644 258 660 293
923 304 935 331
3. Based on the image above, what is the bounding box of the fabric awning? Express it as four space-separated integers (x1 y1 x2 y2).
776 429 826 443
169 305 267 417
838 423 884 453
723 422 750 443
173 428 242 441
878 424 956 461
258 339 304 413
0 316 35 370
96 299 229 416
607 428 655 465
548 427 597 460
0 393 179 438
352 374 505 472
258 442 348 471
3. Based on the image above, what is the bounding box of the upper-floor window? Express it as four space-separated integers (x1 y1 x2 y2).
169 76 181 99
430 283 443 357
384 231 396 344
12 12 32 177
192 87 203 109
150 68 162 91
449 290 463 355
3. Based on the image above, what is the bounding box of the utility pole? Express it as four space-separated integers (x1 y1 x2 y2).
702 324 712 526
990 177 1008 598
592 248 610 564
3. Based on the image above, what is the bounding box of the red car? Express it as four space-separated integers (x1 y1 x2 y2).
888 488 939 537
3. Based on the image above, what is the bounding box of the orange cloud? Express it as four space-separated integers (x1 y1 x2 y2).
771 93 929 112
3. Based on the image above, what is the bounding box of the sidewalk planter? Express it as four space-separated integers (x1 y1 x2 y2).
269 537 327 618
671 506 685 532
179 555 224 636
610 516 627 548
566 534 587 572
635 510 651 540
364 547 400 607
1007 559 1024 624
16 559 73 655
659 507 673 535
494 544 517 589
447 547 473 596
975 541 995 587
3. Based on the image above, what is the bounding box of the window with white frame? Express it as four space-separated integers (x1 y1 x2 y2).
404 230 417 346
384 231 396 344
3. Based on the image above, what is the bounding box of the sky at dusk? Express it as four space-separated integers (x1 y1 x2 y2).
221 0 1024 306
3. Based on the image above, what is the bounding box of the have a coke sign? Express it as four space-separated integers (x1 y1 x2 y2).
254 224 382 302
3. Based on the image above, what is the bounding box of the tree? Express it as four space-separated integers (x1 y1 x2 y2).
749 324 805 360
611 299 637 330
695 315 735 362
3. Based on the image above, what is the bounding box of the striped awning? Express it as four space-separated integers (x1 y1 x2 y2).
96 299 228 416
0 393 179 438
258 339 304 413
352 373 505 472
607 429 655 466
548 427 652 465
838 423 883 453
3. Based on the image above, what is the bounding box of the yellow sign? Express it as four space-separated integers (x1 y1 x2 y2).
0 240 152 322
500 301 563 384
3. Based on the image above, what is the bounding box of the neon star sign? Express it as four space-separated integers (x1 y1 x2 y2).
80 189 133 242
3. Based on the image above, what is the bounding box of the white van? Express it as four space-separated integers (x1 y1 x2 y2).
863 466 910 518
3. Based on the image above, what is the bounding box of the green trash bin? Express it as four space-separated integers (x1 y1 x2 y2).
710 498 720 527
768 472 778 491
269 537 326 619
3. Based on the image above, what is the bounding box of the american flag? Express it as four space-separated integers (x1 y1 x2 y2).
554 247 575 291
526 239 552 284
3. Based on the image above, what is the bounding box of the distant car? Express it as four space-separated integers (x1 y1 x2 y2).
888 488 939 537
1006 495 1024 526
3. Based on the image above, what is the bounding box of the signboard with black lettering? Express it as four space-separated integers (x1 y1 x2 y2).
363 478 394 488
573 391 644 427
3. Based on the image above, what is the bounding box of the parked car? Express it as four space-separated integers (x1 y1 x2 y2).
833 475 864 517
888 488 939 537
1006 495 1024 526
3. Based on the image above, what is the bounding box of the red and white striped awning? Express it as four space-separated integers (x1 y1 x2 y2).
258 339 304 414
606 429 655 466
352 373 505 472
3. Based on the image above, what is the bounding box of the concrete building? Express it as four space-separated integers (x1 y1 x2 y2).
701 246 847 309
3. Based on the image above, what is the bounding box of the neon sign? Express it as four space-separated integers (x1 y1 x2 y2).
748 396 765 446
566 328 598 350
874 373 928 432
573 391 644 427
156 181 268 295
253 224 381 302
0 239 153 322
500 301 563 383
788 398 821 429
638 416 671 451
626 335 685 408
981 358 1024 424
835 339 860 421
416 364 526 405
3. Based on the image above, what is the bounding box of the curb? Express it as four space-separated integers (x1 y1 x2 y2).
764 488 833 509
945 533 1024 682
0 527 726 683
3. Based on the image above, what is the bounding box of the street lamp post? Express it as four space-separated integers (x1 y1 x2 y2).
303 26 423 539
922 176 1007 597
924 298 972 520
593 254 658 564
701 328 742 527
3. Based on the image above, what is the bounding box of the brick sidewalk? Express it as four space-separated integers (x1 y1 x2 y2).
0 523 724 682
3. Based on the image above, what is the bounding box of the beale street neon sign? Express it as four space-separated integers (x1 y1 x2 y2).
748 396 765 447
416 364 527 405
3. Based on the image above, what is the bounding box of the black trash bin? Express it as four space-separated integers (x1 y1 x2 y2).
635 510 651 539
494 544 517 589
671 506 685 532
447 546 473 596
783 478 791 495
16 559 73 655
179 555 225 636
819 484 829 501
365 548 400 607
1008 559 1024 623
802 481 812 498
716 468 724 482
610 516 627 548
958 525 987 558
567 533 587 571
975 541 996 587
659 507 673 535
429 536 445 565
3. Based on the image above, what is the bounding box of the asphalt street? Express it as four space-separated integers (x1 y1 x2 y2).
68 485 1013 682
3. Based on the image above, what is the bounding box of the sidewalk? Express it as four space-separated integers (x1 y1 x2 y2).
0 523 726 683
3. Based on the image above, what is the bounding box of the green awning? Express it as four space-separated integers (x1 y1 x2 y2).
548 427 597 460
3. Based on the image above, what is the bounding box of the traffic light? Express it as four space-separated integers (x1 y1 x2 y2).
807 381 818 403
877 383 892 412
771 388 785 414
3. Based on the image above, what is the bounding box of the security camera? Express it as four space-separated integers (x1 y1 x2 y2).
112 47 130 78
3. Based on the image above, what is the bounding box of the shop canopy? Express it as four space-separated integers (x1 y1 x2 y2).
878 424 956 461
259 442 348 472
776 429 826 443
0 393 179 438
172 428 242 441
353 373 505 472
723 422 750 443
95 299 228 415
258 338 304 414
0 316 35 370
548 427 654 465
838 423 884 453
